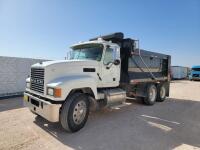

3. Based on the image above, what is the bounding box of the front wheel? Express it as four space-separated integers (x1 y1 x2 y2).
60 93 90 132
143 84 157 105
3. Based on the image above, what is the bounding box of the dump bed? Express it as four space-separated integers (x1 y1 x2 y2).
120 48 171 84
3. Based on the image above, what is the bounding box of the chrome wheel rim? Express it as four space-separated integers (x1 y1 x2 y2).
149 86 156 102
160 86 166 99
73 100 87 125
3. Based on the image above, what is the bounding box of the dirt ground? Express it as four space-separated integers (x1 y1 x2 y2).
0 80 200 150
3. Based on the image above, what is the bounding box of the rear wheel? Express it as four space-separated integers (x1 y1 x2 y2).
60 93 90 132
143 84 157 105
157 84 167 102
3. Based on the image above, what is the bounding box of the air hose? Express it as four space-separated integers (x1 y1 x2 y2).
135 40 156 80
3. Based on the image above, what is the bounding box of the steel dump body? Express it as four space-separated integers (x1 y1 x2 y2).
126 49 170 83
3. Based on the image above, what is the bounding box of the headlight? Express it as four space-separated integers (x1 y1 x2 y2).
26 82 30 88
47 88 54 96
47 87 62 97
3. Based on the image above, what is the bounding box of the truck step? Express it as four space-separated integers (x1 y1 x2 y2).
109 102 132 110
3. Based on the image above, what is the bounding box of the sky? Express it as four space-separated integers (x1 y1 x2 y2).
0 0 199 67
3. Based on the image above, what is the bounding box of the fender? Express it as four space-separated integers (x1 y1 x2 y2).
46 75 98 100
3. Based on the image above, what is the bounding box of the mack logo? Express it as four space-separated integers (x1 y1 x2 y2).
31 78 44 85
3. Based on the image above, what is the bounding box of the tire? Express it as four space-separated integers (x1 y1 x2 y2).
143 84 157 105
60 93 90 132
157 83 167 102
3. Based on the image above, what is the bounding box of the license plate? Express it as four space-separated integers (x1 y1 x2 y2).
24 95 28 101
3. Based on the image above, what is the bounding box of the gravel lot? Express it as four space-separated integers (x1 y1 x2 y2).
0 80 200 150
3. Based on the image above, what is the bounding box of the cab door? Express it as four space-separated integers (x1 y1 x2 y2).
100 45 121 87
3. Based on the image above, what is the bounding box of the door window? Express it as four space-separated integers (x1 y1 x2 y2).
104 47 114 65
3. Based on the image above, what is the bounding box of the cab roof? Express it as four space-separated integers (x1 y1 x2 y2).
71 38 119 48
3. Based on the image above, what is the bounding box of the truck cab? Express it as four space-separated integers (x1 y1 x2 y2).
24 32 170 132
189 66 200 81
70 40 121 88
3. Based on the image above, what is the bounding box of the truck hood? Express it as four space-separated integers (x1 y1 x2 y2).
31 59 100 85
32 59 99 68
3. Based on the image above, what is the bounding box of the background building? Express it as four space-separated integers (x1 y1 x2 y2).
0 56 47 98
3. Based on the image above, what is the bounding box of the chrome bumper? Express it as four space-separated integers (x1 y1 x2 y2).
23 92 61 122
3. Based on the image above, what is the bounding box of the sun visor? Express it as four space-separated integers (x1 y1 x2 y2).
90 32 124 42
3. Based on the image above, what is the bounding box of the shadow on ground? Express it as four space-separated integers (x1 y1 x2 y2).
33 98 200 150
0 96 23 112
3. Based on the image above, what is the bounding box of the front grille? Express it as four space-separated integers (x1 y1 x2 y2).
30 68 44 94
193 74 199 77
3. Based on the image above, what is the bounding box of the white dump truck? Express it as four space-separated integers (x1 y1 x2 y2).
24 32 171 132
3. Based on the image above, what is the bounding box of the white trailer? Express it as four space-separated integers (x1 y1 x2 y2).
171 66 188 79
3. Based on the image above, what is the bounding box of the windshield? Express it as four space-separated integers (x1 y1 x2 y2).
70 44 103 61
192 68 200 71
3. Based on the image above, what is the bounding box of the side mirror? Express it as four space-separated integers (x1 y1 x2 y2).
113 59 120 65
